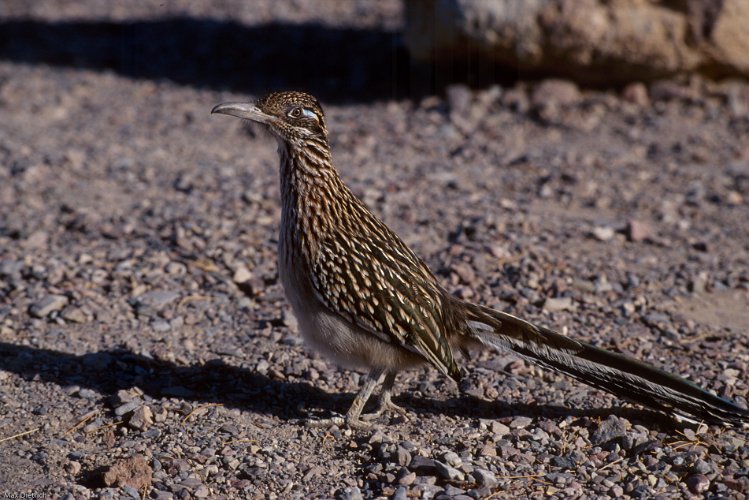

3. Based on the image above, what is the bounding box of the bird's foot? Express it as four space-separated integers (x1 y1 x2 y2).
361 393 409 422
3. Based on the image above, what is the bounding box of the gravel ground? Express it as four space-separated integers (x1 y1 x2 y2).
2 1 749 499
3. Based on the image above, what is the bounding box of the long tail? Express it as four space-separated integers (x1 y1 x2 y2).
460 301 749 426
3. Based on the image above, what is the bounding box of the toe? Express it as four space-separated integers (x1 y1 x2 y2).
346 417 374 430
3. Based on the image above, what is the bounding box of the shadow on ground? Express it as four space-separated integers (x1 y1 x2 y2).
0 341 667 426
0 17 519 102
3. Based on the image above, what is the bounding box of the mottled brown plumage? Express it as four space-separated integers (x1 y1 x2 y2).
212 92 749 429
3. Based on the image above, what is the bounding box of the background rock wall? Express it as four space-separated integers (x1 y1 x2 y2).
404 0 749 84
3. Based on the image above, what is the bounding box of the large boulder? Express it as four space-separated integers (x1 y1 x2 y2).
404 0 749 84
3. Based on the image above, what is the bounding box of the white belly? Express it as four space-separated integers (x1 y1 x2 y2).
277 237 421 372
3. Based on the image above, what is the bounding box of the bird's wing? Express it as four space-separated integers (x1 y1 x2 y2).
308 224 460 379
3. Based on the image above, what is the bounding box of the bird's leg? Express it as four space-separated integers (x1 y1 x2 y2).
307 369 385 430
361 371 409 422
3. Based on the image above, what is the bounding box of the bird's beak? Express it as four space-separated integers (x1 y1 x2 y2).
211 102 274 125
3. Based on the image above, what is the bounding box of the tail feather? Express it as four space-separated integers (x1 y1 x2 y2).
461 302 749 426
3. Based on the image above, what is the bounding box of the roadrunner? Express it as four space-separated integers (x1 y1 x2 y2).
212 91 749 429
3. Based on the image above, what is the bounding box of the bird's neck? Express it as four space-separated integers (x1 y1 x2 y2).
278 139 352 245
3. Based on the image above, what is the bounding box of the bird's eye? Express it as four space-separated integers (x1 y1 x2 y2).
288 107 302 118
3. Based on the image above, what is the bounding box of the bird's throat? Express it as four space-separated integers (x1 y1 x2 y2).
278 141 350 256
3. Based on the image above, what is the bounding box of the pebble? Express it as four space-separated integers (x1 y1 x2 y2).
232 265 252 284
532 79 581 108
114 400 143 417
443 484 466 496
415 484 444 498
609 485 624 497
129 405 154 430
622 82 650 106
479 443 497 457
691 459 712 475
393 486 408 500
473 468 498 488
592 226 615 241
398 471 416 486
61 306 88 323
193 485 210 498
543 297 573 312
395 446 411 466
685 474 710 494
122 486 140 499
0 259 23 278
151 319 171 332
132 290 180 317
441 451 462 468
591 415 628 445
491 422 510 436
626 219 652 242
29 294 68 318
66 461 82 475
410 456 437 475
435 460 465 481
509 416 533 429
337 486 363 500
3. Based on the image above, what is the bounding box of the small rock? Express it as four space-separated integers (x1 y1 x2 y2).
626 219 652 243
396 446 411 466
77 388 98 400
591 226 615 242
689 271 710 293
368 430 385 444
114 400 142 417
409 456 437 475
398 471 416 486
622 83 649 107
543 297 573 312
510 416 533 429
441 451 462 468
443 484 466 496
473 468 498 488
337 486 363 500
479 443 497 457
0 259 23 279
416 484 444 498
122 486 140 499
435 460 465 481
114 388 142 405
131 290 180 317
61 306 88 323
691 459 712 475
66 461 82 475
29 294 69 318
532 79 581 108
591 415 628 445
727 190 743 205
129 405 154 431
151 319 171 332
393 486 408 500
491 421 510 436
193 485 210 498
685 474 710 494
233 265 252 284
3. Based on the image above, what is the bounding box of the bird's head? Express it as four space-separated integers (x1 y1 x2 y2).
212 91 327 146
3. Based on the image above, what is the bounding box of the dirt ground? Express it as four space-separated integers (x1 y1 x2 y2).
1 1 748 499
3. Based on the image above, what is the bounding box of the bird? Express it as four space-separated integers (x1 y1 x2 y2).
211 91 749 429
